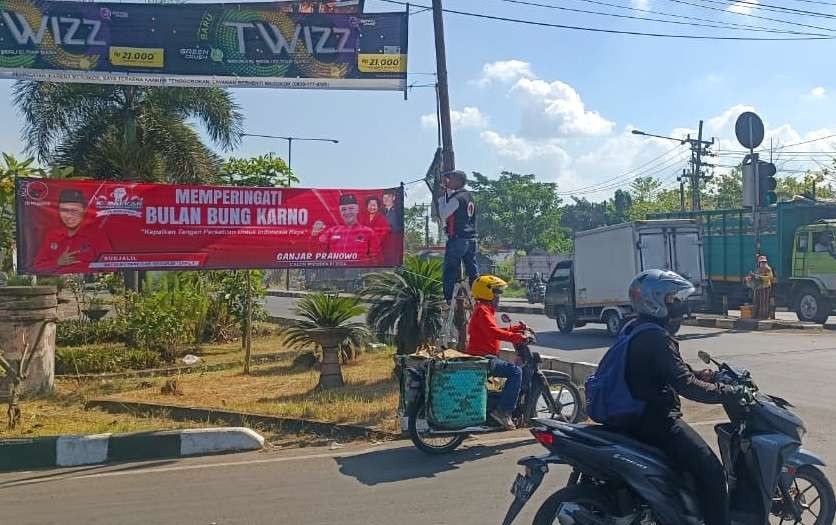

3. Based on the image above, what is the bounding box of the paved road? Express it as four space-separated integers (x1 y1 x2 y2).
5 298 828 523
267 295 836 475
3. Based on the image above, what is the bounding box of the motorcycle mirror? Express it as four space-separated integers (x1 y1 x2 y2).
698 351 712 365
500 313 512 323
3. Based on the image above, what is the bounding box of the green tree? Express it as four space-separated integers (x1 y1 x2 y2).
470 171 568 253
14 83 243 183
404 205 431 250
360 255 444 355
222 153 298 187
777 172 835 201
625 177 681 220
705 168 743 209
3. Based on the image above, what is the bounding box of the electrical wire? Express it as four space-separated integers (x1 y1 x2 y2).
657 0 836 34
377 0 836 39
543 0 831 35
554 144 685 194
497 0 832 35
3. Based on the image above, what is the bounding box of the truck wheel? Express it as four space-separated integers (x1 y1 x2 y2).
604 311 623 337
796 287 831 324
556 308 574 335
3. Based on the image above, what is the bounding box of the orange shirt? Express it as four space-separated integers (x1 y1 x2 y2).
466 302 526 357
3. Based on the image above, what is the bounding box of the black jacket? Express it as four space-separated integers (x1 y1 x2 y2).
625 318 729 424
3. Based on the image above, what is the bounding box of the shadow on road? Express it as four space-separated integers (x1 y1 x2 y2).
335 439 534 486
676 331 723 341
0 459 180 489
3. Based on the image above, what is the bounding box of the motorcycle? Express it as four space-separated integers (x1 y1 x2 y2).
527 281 547 304
502 350 835 525
402 315 585 455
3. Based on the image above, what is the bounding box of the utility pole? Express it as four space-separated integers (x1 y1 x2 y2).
432 0 455 174
678 169 688 211
633 120 715 212
433 0 467 350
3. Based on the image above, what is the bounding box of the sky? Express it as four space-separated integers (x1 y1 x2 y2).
1 0 835 205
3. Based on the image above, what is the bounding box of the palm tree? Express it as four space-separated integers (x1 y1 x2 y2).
283 294 371 389
13 83 243 183
360 255 445 355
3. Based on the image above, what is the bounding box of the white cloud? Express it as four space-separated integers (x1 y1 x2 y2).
511 77 615 137
810 86 826 98
631 0 650 9
727 0 758 14
480 131 570 163
477 60 535 86
420 106 488 130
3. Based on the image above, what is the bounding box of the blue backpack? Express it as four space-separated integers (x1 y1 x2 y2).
585 320 667 427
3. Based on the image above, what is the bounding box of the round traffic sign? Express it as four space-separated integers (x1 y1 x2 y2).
735 111 765 150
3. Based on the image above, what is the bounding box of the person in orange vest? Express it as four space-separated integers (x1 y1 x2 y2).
466 275 528 430
752 255 775 319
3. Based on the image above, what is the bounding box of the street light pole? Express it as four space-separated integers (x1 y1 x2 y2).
240 133 339 290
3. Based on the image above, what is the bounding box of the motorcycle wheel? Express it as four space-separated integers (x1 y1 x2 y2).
408 404 465 455
530 377 584 424
533 485 617 525
770 465 836 525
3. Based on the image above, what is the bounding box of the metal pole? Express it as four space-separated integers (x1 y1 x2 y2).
244 270 253 374
432 0 455 174
694 120 704 211
286 137 293 291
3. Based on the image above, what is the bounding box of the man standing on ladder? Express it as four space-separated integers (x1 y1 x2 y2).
437 170 479 303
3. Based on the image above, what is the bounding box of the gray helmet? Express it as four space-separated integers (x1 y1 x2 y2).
628 269 696 319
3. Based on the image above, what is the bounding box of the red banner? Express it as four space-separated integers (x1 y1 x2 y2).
15 178 404 274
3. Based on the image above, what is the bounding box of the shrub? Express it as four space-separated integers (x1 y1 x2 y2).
56 347 162 374
56 318 126 347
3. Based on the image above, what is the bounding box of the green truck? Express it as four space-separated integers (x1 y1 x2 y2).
650 201 836 323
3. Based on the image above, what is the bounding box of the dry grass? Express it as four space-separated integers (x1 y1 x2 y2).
0 336 400 439
0 378 207 439
110 347 400 434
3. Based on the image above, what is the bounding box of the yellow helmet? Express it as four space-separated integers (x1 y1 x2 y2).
472 275 508 302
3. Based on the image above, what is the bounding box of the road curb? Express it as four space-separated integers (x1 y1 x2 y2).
500 349 596 387
683 316 825 332
85 399 397 442
0 427 264 471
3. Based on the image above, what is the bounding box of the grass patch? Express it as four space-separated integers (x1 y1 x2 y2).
110 347 400 434
57 333 289 374
0 336 399 440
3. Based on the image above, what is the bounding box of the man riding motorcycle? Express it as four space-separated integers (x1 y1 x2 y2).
466 275 527 430
624 269 741 525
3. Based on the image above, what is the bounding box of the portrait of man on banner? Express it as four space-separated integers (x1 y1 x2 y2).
32 189 113 274
312 193 383 265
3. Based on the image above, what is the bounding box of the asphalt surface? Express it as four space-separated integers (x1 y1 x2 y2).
1 298 833 524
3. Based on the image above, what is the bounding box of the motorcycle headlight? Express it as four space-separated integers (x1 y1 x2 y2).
797 425 807 441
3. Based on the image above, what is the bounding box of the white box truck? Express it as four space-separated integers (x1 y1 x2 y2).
544 219 706 336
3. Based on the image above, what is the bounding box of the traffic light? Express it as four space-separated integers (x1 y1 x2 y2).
758 160 777 206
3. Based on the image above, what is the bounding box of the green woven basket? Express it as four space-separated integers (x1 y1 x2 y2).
426 359 489 429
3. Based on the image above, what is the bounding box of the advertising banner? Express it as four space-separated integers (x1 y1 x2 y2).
273 0 365 13
15 178 404 274
0 1 406 90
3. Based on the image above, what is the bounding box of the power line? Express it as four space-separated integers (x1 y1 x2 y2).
377 0 836 39
657 0 836 34
496 0 830 34
553 0 829 35
555 144 686 194
678 0 836 20
564 157 690 195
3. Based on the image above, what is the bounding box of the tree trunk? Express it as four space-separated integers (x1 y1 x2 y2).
318 346 344 389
